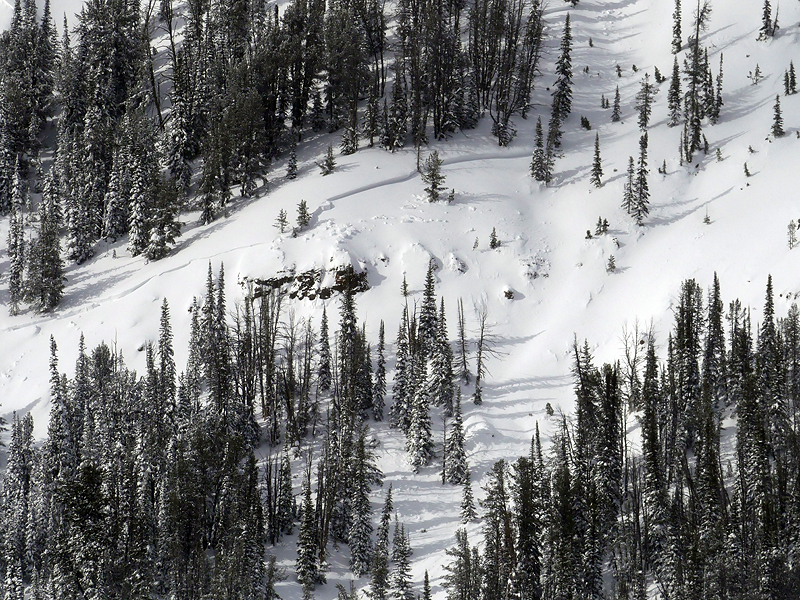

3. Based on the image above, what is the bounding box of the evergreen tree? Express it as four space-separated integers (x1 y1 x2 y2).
4 412 34 600
0 112 15 215
635 73 657 131
349 425 375 577
461 466 477 522
443 529 476 600
297 199 311 229
481 461 516 600
390 305 412 432
297 465 321 590
371 484 393 600
683 0 712 159
340 122 360 156
364 86 380 148
708 53 724 124
489 228 500 250
445 388 468 484
318 306 332 393
621 156 635 215
546 14 573 152
7 201 25 315
391 519 414 600
26 183 65 311
146 177 182 261
407 361 435 471
510 455 542 600
546 434 578 600
456 299 471 385
530 116 551 184
668 57 682 127
320 145 336 175
633 133 650 225
421 570 432 600
790 61 797 93
759 0 774 39
374 320 387 420
672 0 682 53
166 92 192 195
277 446 294 535
612 86 622 122
287 141 298 180
590 132 603 188
418 261 438 355
275 209 289 233
428 298 455 414
102 152 127 241
37 0 58 118
421 150 446 202
128 167 151 257
772 94 784 137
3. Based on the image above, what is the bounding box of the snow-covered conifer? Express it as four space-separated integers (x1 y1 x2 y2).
635 73 657 130
390 519 414 600
318 306 332 394
590 132 603 187
461 466 477 522
320 145 336 175
291 202 309 234
428 298 455 415
407 361 434 471
373 320 387 420
418 261 438 355
611 86 622 122
445 389 468 484
633 133 650 225
672 0 682 53
772 94 784 137
287 141 298 180
421 150 445 202
668 57 682 127
297 467 321 590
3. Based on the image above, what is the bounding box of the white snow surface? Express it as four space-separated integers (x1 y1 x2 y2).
3 0 800 597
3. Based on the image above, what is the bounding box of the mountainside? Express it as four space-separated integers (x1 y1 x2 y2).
1 0 800 598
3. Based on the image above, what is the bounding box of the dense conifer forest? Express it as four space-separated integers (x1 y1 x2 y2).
2 0 800 597
1 265 799 598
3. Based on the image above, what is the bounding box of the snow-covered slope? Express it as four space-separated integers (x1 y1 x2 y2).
2 0 800 597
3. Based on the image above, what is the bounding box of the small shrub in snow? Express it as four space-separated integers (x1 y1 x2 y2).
489 228 501 249
319 145 336 175
275 209 288 233
421 150 445 202
297 200 310 229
